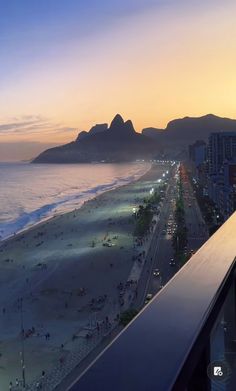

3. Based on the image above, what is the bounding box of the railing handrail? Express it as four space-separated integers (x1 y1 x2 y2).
68 212 236 391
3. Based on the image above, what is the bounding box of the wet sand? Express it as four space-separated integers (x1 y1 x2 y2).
0 163 168 389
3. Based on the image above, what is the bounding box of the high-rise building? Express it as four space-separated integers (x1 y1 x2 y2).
189 140 206 168
208 132 236 175
207 132 236 219
189 140 207 186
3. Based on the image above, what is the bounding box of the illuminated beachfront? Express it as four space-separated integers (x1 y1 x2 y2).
1 1 236 390
0 163 173 389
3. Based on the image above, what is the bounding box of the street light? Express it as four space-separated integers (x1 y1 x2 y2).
150 188 154 195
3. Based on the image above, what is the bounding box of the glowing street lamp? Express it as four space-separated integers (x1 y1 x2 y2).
150 188 154 195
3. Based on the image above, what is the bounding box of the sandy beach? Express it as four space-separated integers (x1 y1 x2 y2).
0 163 169 390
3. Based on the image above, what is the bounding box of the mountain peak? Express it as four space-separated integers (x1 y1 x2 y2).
110 114 124 128
89 123 108 135
76 123 107 142
124 120 135 133
204 113 217 118
109 115 136 136
76 131 88 141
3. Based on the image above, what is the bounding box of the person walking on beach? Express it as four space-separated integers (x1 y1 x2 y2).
36 381 42 390
59 356 65 365
42 370 45 378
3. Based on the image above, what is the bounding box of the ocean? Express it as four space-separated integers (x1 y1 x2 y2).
0 162 150 240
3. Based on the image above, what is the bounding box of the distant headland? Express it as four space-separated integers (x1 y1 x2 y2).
33 113 236 163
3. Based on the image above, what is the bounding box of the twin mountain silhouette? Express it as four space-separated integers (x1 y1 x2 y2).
33 114 236 163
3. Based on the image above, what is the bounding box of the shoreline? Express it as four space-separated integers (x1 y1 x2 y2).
0 162 168 390
0 163 152 244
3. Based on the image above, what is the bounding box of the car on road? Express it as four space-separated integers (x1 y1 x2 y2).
153 268 160 277
103 242 112 247
145 293 153 304
162 229 166 235
169 258 176 266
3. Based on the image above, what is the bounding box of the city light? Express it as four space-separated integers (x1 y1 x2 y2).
150 188 154 195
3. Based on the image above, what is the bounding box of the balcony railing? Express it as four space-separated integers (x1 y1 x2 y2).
67 212 236 391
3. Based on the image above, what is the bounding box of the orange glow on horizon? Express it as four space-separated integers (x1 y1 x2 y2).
1 2 236 146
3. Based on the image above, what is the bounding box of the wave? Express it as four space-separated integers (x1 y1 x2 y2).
0 168 148 241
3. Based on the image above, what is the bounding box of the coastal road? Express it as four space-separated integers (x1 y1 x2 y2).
135 168 178 308
135 163 209 309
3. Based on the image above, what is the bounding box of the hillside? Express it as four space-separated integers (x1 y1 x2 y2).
142 114 236 146
33 114 159 163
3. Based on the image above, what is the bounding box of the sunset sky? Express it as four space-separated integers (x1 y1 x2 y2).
1 0 236 159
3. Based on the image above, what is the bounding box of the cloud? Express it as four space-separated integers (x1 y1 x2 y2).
0 115 76 138
0 114 75 160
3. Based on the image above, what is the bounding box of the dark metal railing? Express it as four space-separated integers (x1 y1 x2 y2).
67 212 236 391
